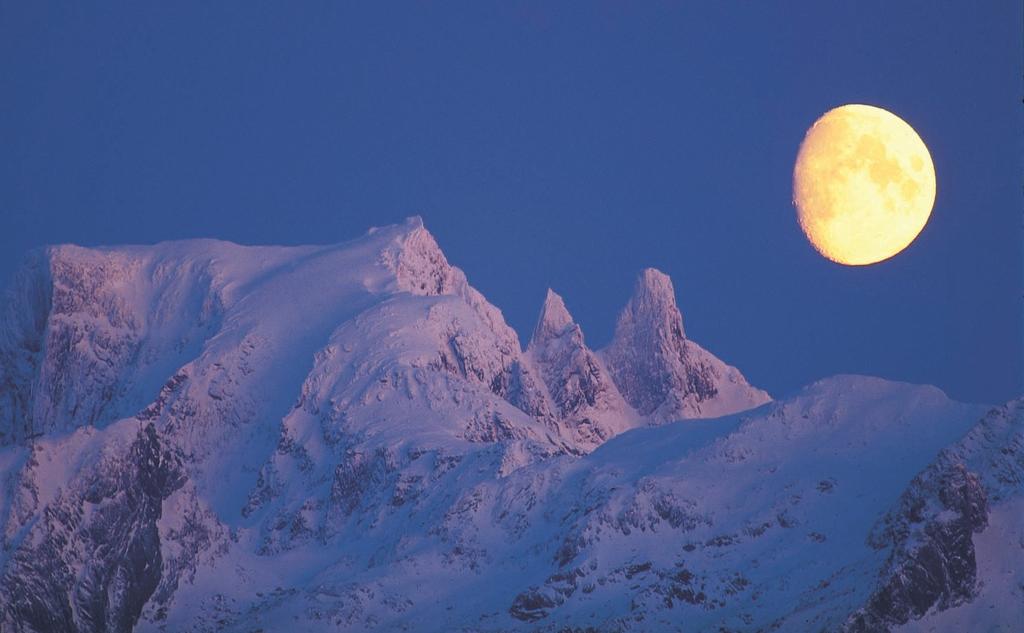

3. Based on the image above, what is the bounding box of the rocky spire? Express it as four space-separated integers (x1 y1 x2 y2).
613 267 686 348
602 268 769 421
531 289 577 347
527 289 635 447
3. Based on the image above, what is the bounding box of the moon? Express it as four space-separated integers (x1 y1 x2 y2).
793 104 936 265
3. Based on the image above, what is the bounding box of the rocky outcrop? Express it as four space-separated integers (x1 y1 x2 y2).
601 268 769 422
0 423 185 633
846 464 988 632
937 398 1024 504
383 217 464 297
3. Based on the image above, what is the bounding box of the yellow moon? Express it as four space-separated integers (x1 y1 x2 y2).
793 104 936 265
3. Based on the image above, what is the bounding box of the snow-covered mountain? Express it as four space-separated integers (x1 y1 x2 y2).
0 218 1019 632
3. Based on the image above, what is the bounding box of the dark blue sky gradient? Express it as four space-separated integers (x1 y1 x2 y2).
1 2 1020 404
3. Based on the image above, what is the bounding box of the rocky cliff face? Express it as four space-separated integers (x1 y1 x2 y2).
1 423 185 633
0 250 50 444
0 219 1018 633
846 463 989 632
601 268 770 422
0 242 228 445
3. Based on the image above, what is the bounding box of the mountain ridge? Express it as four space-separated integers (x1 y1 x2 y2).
0 216 771 449
0 218 1019 632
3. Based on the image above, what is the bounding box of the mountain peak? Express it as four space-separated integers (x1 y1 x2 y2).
530 289 575 346
601 268 768 420
367 215 424 235
380 217 462 297
638 267 672 291
626 267 685 338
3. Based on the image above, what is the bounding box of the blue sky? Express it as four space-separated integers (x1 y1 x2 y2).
1 2 1020 404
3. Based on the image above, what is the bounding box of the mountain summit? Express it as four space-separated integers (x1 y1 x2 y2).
527 289 636 447
602 268 770 421
531 289 576 342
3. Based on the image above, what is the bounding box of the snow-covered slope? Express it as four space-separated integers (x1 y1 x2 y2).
0 218 1018 632
487 376 990 632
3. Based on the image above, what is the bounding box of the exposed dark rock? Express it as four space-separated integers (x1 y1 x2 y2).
0 423 185 633
844 463 988 632
509 586 561 622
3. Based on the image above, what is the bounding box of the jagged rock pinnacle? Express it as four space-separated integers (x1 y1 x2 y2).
526 289 635 447
530 289 576 346
602 267 768 420
622 267 686 340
